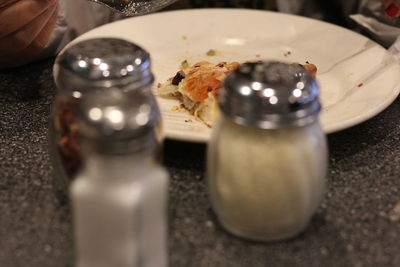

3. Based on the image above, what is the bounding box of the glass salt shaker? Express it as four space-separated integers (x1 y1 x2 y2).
207 61 328 242
70 88 168 267
50 38 158 187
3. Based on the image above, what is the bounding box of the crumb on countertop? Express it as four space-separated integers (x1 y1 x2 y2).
389 200 400 222
357 83 364 87
182 35 188 40
171 106 181 111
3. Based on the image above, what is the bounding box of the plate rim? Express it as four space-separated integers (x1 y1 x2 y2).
58 8 400 143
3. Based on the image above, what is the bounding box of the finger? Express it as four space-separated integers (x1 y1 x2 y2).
0 0 20 8
31 2 59 49
0 4 58 68
0 0 54 37
0 4 56 53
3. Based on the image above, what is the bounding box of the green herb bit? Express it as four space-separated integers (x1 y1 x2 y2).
181 60 189 68
206 49 216 56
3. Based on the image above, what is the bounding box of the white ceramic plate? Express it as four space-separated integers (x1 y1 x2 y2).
63 8 400 142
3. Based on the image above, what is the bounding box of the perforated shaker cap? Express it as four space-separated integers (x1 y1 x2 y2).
55 38 153 89
219 61 321 129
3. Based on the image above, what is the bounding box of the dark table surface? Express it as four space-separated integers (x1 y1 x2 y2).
0 56 399 267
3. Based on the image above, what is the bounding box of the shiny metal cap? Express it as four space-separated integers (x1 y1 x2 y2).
88 0 178 16
76 88 161 154
220 61 321 129
55 38 153 89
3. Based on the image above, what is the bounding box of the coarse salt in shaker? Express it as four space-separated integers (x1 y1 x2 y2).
50 38 156 186
70 87 168 267
207 61 328 242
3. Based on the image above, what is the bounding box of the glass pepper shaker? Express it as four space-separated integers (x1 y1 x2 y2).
50 38 158 187
207 61 328 242
70 87 168 267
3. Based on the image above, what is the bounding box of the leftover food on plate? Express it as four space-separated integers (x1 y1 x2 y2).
158 60 317 127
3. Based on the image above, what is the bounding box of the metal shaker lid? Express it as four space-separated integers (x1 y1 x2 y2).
76 88 161 154
55 38 153 89
219 61 321 129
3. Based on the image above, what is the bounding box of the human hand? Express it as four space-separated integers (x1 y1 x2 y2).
380 0 400 18
0 0 59 69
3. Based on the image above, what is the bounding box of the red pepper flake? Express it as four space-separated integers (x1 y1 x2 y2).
157 83 162 88
357 83 364 87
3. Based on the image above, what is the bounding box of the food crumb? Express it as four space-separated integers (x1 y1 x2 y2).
181 60 189 68
206 49 217 56
184 119 193 123
320 246 329 256
357 83 364 87
205 220 214 228
157 83 162 88
181 35 188 40
389 200 400 222
255 54 261 58
171 106 180 111
44 244 52 253
283 51 292 57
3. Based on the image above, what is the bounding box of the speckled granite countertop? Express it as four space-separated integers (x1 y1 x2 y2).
0 58 399 267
